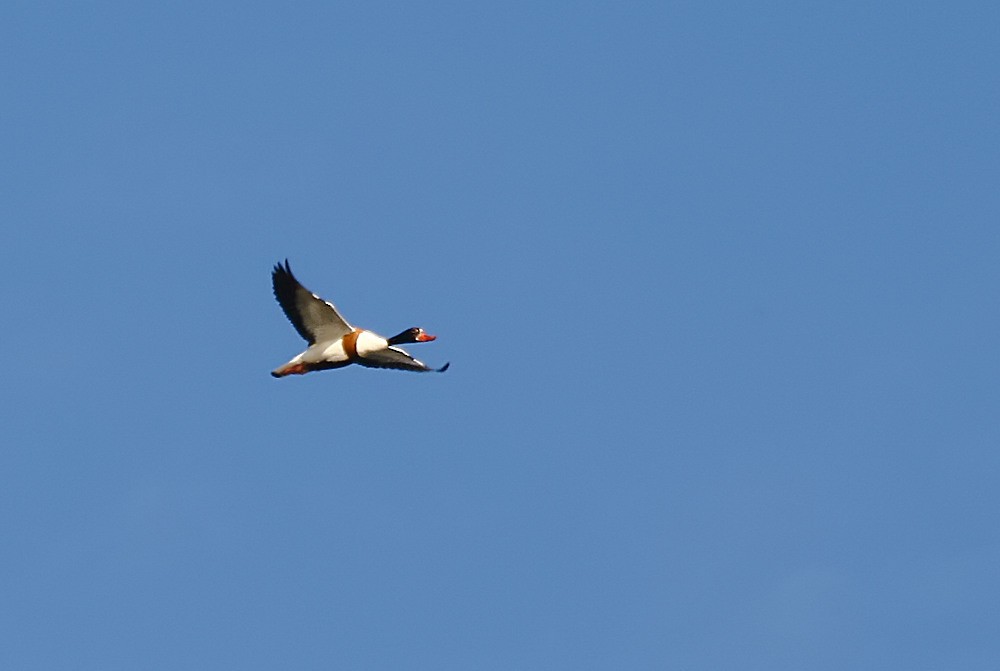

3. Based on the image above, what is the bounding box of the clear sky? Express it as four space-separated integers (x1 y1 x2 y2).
3 2 999 669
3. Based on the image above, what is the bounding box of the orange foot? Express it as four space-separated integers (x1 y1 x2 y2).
271 362 309 377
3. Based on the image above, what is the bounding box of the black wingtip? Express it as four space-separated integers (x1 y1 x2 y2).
273 258 292 276
436 362 450 373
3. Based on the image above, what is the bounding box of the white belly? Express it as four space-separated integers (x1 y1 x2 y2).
303 340 349 364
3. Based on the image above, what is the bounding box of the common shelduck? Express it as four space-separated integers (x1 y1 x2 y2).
270 260 449 377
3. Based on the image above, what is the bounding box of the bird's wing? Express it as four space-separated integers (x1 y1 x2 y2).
358 346 450 373
272 260 353 345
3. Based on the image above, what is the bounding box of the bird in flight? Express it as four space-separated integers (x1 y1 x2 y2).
270 260 449 377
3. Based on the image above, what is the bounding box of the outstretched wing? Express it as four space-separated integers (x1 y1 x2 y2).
272 260 353 345
359 346 450 373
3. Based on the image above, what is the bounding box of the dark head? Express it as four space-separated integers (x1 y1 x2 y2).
387 327 437 345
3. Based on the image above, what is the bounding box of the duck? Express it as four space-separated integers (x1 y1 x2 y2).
270 260 449 377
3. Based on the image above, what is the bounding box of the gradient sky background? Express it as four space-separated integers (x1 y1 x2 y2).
3 2 999 669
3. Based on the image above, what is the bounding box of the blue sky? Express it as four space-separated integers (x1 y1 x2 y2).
3 2 999 669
